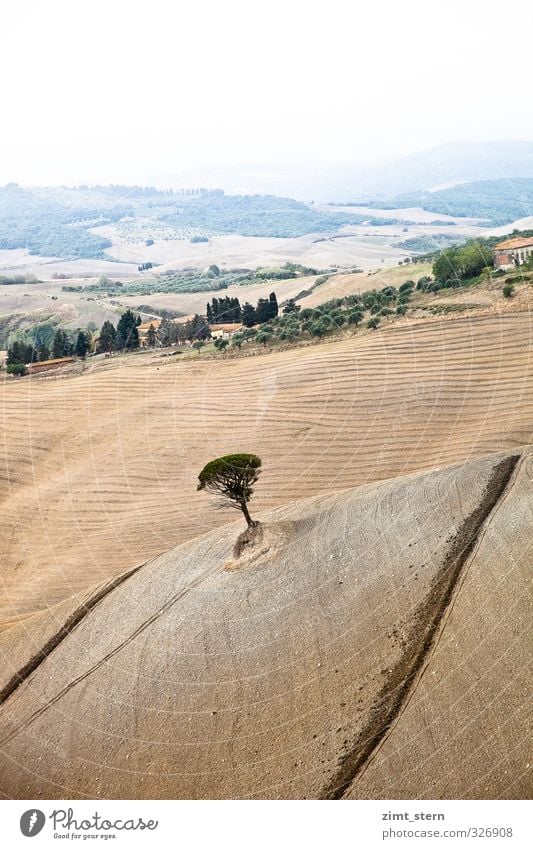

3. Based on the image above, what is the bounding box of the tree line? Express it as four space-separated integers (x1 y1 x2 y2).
5 309 146 373
6 329 93 372
210 280 417 353
206 292 278 325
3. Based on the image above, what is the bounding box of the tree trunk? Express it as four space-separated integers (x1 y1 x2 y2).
240 500 255 527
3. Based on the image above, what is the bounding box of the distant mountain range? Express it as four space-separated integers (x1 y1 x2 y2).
160 141 533 203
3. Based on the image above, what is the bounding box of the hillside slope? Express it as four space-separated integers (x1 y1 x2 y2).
347 450 533 800
2 310 533 626
0 452 529 799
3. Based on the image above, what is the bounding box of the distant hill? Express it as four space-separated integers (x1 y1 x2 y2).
0 184 366 260
372 177 533 226
4 142 533 261
163 141 533 202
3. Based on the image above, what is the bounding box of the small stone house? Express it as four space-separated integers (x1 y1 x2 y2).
209 323 243 340
493 237 533 270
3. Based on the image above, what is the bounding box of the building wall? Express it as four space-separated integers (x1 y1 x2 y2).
494 246 533 269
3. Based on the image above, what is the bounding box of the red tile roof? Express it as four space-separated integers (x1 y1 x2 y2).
494 237 533 250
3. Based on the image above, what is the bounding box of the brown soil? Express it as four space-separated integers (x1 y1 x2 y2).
320 455 520 798
2 310 533 627
0 452 529 800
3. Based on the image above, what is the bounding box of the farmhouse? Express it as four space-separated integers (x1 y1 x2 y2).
493 236 533 270
138 319 161 346
209 323 242 340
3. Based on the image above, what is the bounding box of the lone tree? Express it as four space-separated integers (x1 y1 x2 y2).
197 453 262 527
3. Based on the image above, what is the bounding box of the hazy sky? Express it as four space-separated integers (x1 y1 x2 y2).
1 0 532 185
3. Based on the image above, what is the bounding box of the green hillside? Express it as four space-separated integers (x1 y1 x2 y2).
377 178 533 226
0 184 368 260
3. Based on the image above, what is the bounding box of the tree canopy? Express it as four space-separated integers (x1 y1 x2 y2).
97 321 116 353
433 240 493 284
75 330 90 358
116 309 140 350
197 453 262 527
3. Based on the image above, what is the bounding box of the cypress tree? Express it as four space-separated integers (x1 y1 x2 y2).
52 329 68 358
255 298 271 323
75 330 90 358
97 321 116 353
37 343 50 362
116 310 140 350
242 302 256 327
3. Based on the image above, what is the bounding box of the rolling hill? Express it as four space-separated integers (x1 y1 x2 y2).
2 308 533 629
0 185 366 261
0 450 529 799
164 141 533 202
373 177 533 226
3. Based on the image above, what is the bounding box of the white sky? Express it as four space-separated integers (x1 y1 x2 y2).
1 0 532 185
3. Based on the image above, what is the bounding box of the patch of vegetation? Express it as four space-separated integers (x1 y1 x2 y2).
373 178 533 226
0 313 62 350
135 305 185 320
84 262 331 298
432 240 494 287
0 184 370 261
212 282 416 352
6 363 28 376
0 273 42 285
418 302 485 315
394 234 464 252
0 184 116 259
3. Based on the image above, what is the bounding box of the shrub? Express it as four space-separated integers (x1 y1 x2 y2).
7 363 27 376
348 309 364 326
310 321 328 337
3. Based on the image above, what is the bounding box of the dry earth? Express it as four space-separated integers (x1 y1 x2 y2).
1 309 533 629
296 263 433 308
347 451 533 801
94 228 412 271
0 278 126 331
0 452 529 799
0 249 139 279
